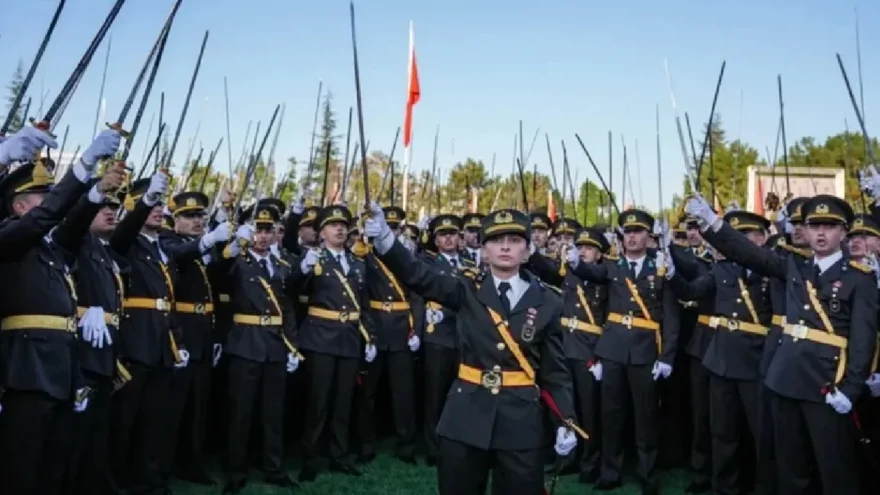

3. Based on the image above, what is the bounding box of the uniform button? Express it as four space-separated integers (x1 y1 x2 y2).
491 388 499 395
497 342 506 351
575 304 580 308
736 298 742 303
342 305 347 309
456 388 461 393
387 296 392 300
732 312 738 318
630 297 635 302
493 365 501 372
803 305 810 310
798 320 804 325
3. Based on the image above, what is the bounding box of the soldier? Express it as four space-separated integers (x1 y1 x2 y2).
685 193 878 494
364 204 580 494
161 190 231 485
552 217 580 247
847 213 880 264
529 226 610 484
419 214 473 465
667 210 773 494
565 209 679 495
293 204 377 482
530 212 552 253
109 171 192 494
217 201 301 494
356 206 422 464
461 212 484 265
0 127 121 494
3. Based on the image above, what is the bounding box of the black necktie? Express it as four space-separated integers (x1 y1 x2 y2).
259 259 271 279
450 257 458 267
813 263 822 282
151 241 162 261
629 261 638 278
336 254 342 265
498 282 512 317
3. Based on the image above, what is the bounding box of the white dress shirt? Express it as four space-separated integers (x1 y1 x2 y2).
141 233 168 263
441 252 461 268
814 250 843 275
493 273 528 311
327 247 349 275
624 254 647 277
466 247 481 266
249 249 275 277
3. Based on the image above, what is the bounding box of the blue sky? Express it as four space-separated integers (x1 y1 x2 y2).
2 0 878 210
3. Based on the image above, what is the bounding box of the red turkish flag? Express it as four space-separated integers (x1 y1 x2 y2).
404 21 420 149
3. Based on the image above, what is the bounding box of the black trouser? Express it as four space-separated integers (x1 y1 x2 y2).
356 350 416 457
65 374 118 495
169 357 212 477
689 357 712 484
110 363 172 493
772 391 859 494
755 383 777 495
423 343 458 459
437 437 544 495
708 373 760 495
159 362 194 481
301 352 360 469
600 360 659 487
224 356 286 481
0 390 73 495
568 358 601 477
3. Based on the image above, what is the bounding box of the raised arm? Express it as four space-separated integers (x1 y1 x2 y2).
668 270 716 302
702 222 786 280
109 198 153 255
375 239 465 311
570 257 611 284
528 251 566 287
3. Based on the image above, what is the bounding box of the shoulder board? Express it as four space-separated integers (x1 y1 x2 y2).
696 254 713 264
605 255 619 262
459 267 481 278
461 257 476 267
849 260 873 274
544 251 559 260
780 244 811 258
541 281 562 295
276 257 291 267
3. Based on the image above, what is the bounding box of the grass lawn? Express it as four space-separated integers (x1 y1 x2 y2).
171 451 691 494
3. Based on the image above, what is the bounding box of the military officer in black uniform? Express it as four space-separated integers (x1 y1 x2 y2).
529 226 610 483
552 217 580 246
686 193 878 494
566 209 680 495
291 204 377 482
365 203 581 495
355 205 422 464
667 210 773 494
461 212 484 265
530 212 552 253
0 127 122 495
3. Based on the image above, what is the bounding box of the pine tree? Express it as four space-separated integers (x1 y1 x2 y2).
5 60 26 132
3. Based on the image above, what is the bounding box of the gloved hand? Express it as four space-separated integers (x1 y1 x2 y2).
407 334 420 352
202 222 231 249
684 194 717 230
867 374 880 397
144 170 169 205
0 125 58 164
652 361 673 381
73 388 90 413
235 224 254 242
663 248 676 279
214 207 228 223
299 248 320 274
80 129 122 171
589 361 603 381
554 426 577 456
365 343 377 363
426 308 444 325
79 307 112 349
825 389 853 414
364 201 394 253
417 216 431 231
566 245 580 266
859 166 880 199
286 352 299 373
212 343 223 367
291 196 305 215
175 349 190 369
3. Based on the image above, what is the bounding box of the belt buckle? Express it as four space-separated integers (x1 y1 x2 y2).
620 314 633 328
481 370 502 391
157 299 169 311
260 315 272 326
194 303 206 315
382 302 392 312
791 324 808 340
708 316 720 328
339 311 350 323
109 314 120 326
726 319 740 331
567 317 578 331
67 318 77 333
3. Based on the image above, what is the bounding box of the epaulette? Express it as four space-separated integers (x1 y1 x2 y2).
276 257 291 267
849 260 873 274
460 267 481 279
541 281 562 295
780 244 811 258
461 257 476 267
605 255 619 262
350 240 371 258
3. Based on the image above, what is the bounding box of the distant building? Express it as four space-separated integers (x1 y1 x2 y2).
745 165 845 216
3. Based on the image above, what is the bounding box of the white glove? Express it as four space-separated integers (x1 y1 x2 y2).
144 170 169 205
417 216 431 231
554 426 577 456
291 196 305 215
286 352 299 373
175 349 190 369
202 222 231 248
80 129 122 170
684 194 717 230
426 308 444 325
867 374 880 398
364 201 394 253
663 248 675 279
299 248 320 274
652 361 672 381
78 307 112 349
365 343 377 363
73 388 90 413
589 361 603 381
407 334 420 352
566 245 580 266
212 343 223 367
214 207 228 223
399 235 416 252
859 166 880 199
0 125 58 164
235 224 254 242
824 389 853 414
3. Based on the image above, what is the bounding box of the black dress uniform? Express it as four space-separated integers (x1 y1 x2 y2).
292 205 376 480
569 209 680 493
0 161 94 495
159 191 217 484
56 182 131 495
529 227 610 482
703 195 877 494
108 178 192 493
375 209 577 495
669 211 773 495
217 202 300 493
551 217 580 244
421 214 473 464
355 206 423 462
461 213 484 265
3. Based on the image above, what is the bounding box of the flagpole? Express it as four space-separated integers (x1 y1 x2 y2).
402 144 411 211
402 20 419 212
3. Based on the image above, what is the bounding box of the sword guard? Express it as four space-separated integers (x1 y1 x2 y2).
106 122 131 138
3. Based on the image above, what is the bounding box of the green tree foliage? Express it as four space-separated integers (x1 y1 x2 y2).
5 60 25 132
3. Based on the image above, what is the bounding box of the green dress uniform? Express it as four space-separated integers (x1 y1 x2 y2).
375 209 577 495
569 209 680 494
702 195 877 494
0 162 95 494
